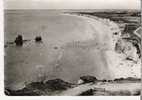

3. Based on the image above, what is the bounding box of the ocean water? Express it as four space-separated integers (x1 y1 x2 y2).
5 10 138 90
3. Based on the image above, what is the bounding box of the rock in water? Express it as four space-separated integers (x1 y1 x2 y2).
14 35 23 46
35 36 42 42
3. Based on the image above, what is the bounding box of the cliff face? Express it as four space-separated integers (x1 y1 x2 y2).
111 38 141 78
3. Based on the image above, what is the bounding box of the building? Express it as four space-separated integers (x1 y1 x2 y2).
134 27 142 38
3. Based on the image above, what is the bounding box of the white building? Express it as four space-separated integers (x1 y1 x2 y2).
134 27 142 38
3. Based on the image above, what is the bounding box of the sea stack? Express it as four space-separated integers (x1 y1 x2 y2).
14 35 23 46
35 36 42 42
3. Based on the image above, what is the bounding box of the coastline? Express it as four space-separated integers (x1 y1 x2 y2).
62 12 141 79
4 10 141 96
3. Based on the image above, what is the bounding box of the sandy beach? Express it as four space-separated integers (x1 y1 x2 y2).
4 10 141 95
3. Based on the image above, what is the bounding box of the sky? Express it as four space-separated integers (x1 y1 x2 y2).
4 0 141 9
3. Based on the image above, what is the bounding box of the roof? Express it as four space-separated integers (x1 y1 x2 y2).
123 24 138 34
134 27 142 38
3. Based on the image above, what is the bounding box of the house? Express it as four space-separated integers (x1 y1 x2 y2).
134 27 142 38
123 24 138 34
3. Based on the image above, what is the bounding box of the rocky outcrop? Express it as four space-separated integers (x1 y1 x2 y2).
115 38 140 62
44 79 74 90
79 89 94 96
5 79 74 96
14 35 23 46
114 77 141 82
79 75 98 84
35 36 42 42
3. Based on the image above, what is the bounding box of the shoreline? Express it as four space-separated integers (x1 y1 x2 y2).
5 11 141 93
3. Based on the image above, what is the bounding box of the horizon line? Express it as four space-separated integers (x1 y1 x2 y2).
4 8 141 10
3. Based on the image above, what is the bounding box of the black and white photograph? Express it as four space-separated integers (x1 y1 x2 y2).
4 0 141 96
